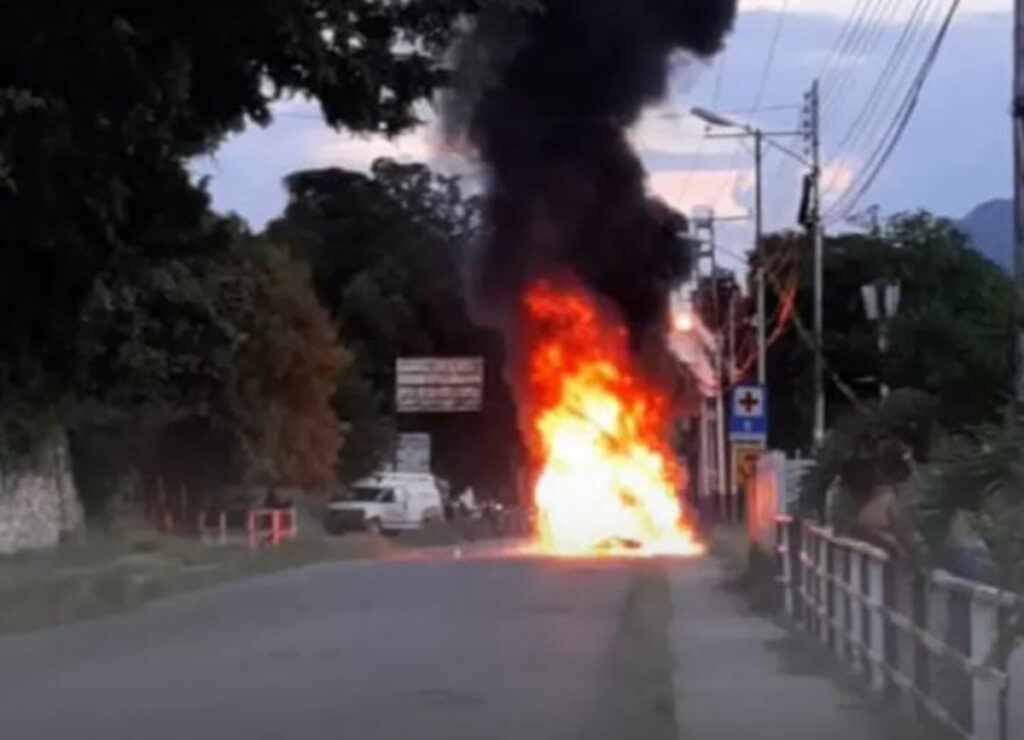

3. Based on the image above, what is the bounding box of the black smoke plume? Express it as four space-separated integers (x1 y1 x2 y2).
448 0 736 362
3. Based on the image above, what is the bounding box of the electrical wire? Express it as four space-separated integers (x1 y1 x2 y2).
825 0 963 223
817 0 880 87
672 54 726 211
706 0 792 221
822 0 938 188
820 0 904 115
761 0 896 228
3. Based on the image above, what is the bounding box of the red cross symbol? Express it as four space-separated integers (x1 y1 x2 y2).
738 390 760 415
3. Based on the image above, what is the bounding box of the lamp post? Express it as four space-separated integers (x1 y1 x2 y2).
861 281 902 399
691 107 808 391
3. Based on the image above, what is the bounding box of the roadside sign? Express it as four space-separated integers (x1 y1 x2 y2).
396 357 484 413
728 384 767 442
731 441 766 495
395 433 431 473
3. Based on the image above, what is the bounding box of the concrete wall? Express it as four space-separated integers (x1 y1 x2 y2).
0 436 83 554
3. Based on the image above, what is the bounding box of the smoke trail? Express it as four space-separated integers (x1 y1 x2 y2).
447 0 737 360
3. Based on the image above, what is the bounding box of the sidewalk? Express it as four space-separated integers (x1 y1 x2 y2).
667 557 926 740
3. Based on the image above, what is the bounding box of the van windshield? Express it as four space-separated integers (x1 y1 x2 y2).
350 487 395 503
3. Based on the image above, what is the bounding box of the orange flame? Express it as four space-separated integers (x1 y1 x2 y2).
523 281 703 557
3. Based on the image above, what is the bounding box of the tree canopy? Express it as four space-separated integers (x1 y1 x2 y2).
270 159 521 498
0 1 479 456
71 231 345 513
762 212 1011 453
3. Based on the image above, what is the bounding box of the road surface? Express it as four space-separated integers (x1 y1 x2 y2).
0 549 923 739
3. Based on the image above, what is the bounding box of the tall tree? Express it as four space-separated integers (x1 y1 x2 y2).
0 1 479 457
762 212 1011 453
270 159 521 499
73 235 345 514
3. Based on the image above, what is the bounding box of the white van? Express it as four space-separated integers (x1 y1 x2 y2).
325 472 445 535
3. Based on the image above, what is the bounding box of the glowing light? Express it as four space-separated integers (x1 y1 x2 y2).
674 310 694 333
523 281 703 558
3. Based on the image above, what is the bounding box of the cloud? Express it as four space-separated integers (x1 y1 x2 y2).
194 4 1012 239
648 168 753 219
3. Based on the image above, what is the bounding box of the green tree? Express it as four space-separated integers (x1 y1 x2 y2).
763 212 1011 453
0 1 479 458
269 159 521 498
73 234 344 515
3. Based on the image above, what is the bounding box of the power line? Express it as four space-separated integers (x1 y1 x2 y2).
673 55 726 209
707 0 792 219
757 0 895 229
817 0 880 84
825 0 963 222
823 0 937 172
820 0 904 114
751 0 793 113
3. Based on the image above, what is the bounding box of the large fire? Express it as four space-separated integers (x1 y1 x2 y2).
523 281 703 557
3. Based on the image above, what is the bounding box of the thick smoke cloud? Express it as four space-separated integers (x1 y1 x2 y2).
448 0 737 358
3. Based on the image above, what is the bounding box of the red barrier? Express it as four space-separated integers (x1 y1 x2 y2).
246 508 297 550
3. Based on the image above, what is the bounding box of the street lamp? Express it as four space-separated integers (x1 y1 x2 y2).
861 280 901 399
691 107 808 391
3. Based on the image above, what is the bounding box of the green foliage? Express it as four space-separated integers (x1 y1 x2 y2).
334 362 396 484
0 1 478 461
909 419 1024 644
75 235 344 504
225 242 344 489
269 158 521 495
801 389 938 518
765 212 1011 453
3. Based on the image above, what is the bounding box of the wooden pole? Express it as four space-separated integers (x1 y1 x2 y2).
1014 1 1024 402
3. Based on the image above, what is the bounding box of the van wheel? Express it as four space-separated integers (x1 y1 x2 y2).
365 518 382 535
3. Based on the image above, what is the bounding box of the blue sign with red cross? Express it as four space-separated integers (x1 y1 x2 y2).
728 384 768 442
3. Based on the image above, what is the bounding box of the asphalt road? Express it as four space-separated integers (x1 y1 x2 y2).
0 552 674 740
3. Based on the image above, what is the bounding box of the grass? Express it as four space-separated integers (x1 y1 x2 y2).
0 527 400 635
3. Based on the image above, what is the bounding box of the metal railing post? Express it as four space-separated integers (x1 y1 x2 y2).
867 554 887 692
833 545 847 662
779 519 794 617
925 578 950 720
970 595 1003 740
817 530 831 646
849 549 864 676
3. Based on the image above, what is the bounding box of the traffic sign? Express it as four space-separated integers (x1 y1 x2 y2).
728 384 767 442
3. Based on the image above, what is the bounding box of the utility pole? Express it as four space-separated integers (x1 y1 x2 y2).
754 129 767 386
692 108 806 391
1014 1 1024 403
807 79 826 448
691 211 728 519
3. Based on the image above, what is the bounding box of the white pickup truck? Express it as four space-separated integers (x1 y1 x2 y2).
324 472 445 535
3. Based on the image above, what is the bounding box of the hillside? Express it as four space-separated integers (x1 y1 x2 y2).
960 198 1012 273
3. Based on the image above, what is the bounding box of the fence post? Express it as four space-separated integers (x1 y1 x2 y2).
833 544 847 662
849 549 864 676
970 595 1003 740
779 519 794 617
817 531 831 646
866 554 887 692
925 579 950 719
799 524 810 631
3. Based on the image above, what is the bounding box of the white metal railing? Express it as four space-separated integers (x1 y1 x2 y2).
776 516 1020 740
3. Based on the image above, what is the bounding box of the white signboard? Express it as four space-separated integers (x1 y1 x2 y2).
396 357 484 413
395 433 431 473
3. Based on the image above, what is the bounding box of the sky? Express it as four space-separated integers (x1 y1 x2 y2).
194 0 1013 272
